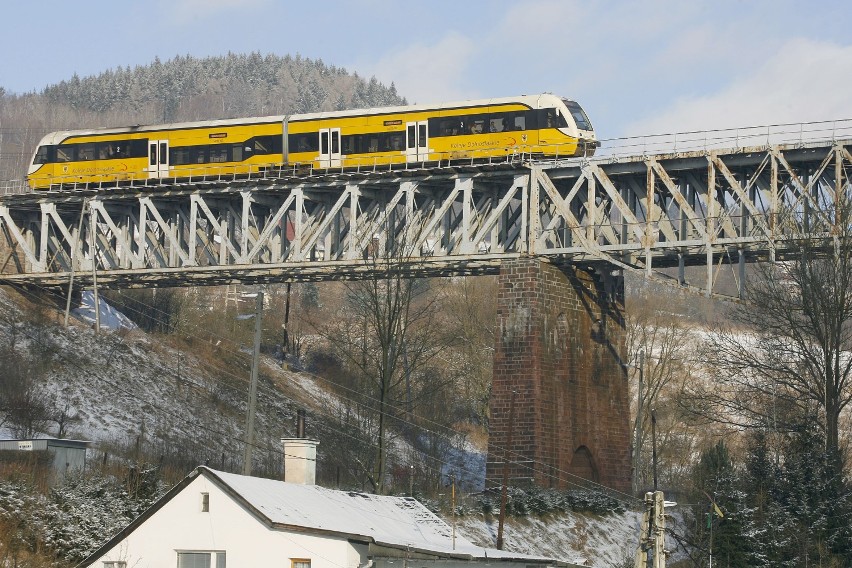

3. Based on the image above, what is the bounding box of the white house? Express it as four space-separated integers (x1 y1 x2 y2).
81 439 582 568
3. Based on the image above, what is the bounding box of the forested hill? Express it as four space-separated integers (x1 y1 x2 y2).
0 52 407 180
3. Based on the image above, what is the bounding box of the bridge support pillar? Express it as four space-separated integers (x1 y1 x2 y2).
486 258 631 493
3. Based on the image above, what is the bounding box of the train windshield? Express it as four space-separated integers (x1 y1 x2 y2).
562 99 593 132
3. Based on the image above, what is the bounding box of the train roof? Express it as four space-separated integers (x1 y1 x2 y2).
292 93 567 120
36 115 289 144
34 93 572 144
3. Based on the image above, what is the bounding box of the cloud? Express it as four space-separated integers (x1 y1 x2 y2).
358 33 479 104
623 38 852 137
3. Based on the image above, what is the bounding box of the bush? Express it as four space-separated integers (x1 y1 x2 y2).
0 467 167 564
474 486 625 517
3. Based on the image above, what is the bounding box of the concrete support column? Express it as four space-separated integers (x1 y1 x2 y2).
485 258 631 493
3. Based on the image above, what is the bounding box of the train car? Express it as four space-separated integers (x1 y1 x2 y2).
26 94 597 190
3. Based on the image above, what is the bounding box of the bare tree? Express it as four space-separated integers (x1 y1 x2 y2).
443 275 497 426
626 297 693 493
686 197 852 473
309 231 450 493
0 345 57 438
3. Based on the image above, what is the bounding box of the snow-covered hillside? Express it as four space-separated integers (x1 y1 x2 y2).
0 287 646 567
457 511 641 567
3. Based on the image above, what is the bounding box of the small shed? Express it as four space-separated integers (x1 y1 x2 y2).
0 438 90 482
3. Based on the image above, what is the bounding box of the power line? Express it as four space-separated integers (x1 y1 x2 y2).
0 280 642 506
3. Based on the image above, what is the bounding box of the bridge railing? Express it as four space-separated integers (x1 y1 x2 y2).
597 117 852 158
0 179 27 195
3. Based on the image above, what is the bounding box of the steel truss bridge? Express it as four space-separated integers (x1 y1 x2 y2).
1 137 850 294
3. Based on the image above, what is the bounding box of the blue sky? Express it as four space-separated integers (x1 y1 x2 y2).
2 0 851 140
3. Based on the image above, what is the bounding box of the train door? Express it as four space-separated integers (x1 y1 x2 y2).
406 121 428 163
148 140 170 178
318 128 341 168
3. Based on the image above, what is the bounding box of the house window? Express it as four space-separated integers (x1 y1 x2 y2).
103 563 127 568
291 559 311 568
177 551 225 568
201 492 209 512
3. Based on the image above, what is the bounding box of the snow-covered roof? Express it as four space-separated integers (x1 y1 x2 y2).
203 467 557 563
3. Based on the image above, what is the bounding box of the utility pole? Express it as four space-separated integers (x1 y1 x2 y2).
632 351 645 494
651 408 658 492
242 291 264 476
451 473 456 550
635 491 667 568
496 390 517 550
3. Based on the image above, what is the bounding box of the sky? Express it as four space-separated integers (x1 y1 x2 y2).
1 0 851 141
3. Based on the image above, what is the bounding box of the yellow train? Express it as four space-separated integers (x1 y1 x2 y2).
26 93 597 190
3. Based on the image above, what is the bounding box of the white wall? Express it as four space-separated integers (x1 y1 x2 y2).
90 474 366 568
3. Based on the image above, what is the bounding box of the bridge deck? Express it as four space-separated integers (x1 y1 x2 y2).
1 138 849 294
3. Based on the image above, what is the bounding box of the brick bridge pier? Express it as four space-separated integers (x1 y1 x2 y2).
485 258 631 493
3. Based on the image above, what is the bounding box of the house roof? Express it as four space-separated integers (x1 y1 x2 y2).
80 466 574 567
202 467 558 563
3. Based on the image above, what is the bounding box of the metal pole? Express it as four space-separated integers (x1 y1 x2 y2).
496 390 517 550
242 291 264 476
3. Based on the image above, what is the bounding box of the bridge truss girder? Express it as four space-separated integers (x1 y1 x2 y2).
0 138 849 292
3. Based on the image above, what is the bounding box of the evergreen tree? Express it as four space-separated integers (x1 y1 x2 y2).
686 441 749 567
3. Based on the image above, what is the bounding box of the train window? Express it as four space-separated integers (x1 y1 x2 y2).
367 135 379 153
489 117 507 133
209 146 228 163
96 141 132 160
171 147 191 165
377 132 401 152
254 136 280 154
331 131 339 154
514 115 527 131
340 135 355 155
430 117 463 137
289 133 318 153
56 146 74 162
389 132 404 151
34 146 51 164
232 144 243 161
407 125 415 148
469 119 485 135
149 143 157 166
348 134 366 154
538 109 568 129
191 146 207 164
130 140 148 158
320 131 329 155
78 144 96 161
113 143 129 158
